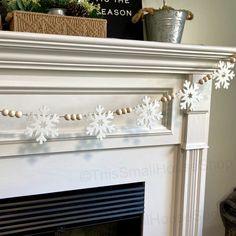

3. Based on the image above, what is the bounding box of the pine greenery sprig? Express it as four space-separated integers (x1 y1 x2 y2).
79 0 102 18
66 1 88 17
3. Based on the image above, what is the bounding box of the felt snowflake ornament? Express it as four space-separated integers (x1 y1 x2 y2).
178 80 201 111
135 96 163 129
86 105 115 140
25 106 59 144
213 61 235 89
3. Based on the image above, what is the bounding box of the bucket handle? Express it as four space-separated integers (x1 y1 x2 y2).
132 8 194 24
186 10 194 20
132 8 155 24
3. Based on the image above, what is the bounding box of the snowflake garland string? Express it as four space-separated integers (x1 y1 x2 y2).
213 61 235 89
135 96 163 129
3 55 236 145
25 106 59 144
178 80 202 111
86 105 115 140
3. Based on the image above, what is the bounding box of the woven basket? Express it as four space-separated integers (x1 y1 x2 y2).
6 11 107 37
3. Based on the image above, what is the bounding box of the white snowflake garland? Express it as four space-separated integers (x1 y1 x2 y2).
213 61 235 89
178 80 202 111
3 56 236 145
86 105 115 140
25 106 59 144
135 96 163 129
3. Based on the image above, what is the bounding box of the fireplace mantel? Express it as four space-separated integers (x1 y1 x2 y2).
0 31 235 75
0 31 235 236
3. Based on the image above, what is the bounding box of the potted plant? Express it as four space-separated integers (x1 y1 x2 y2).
132 0 193 43
2 0 102 17
41 0 71 15
2 0 106 37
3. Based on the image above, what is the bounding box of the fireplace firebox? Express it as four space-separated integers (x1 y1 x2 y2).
0 183 144 236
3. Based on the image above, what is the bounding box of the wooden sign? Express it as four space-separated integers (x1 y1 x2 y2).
91 0 143 40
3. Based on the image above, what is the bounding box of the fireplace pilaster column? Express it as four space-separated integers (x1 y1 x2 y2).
175 148 208 236
174 75 211 236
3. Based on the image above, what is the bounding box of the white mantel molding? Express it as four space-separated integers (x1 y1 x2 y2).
0 31 236 75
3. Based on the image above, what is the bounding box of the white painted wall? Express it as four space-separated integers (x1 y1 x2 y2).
142 0 236 235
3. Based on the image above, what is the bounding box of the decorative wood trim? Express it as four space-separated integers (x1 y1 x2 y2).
175 71 211 235
174 148 208 236
0 32 236 74
0 84 180 157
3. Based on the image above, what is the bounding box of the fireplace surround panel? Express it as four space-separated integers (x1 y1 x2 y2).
0 146 177 236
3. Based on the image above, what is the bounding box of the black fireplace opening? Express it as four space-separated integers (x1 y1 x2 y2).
0 182 145 236
41 217 143 236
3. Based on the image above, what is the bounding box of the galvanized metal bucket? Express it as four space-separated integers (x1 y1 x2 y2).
144 9 193 43
48 8 67 16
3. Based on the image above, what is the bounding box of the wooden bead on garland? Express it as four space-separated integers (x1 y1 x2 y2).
1 109 23 118
126 107 132 113
71 114 77 121
161 97 168 103
203 76 208 82
207 74 213 80
76 114 83 120
64 114 71 121
167 95 172 101
199 74 212 85
15 111 23 118
9 110 16 117
116 109 122 115
2 109 9 116
198 78 204 85
122 108 127 114
229 56 236 64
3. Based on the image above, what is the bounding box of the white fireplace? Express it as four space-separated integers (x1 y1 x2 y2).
0 31 235 236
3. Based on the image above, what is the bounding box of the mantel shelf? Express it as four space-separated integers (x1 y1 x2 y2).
0 31 236 74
